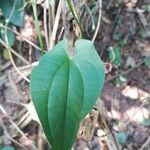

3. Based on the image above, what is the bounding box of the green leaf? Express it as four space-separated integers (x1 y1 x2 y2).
142 5 150 12
144 57 150 67
1 146 15 150
121 38 129 46
30 39 105 150
116 131 127 144
0 0 24 26
108 45 122 66
142 118 150 127
2 48 11 60
115 76 127 87
139 28 146 39
0 28 15 46
113 33 122 41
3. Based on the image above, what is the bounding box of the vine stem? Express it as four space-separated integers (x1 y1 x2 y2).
49 0 62 49
43 3 49 50
0 25 42 51
92 0 102 43
66 0 82 37
32 0 44 53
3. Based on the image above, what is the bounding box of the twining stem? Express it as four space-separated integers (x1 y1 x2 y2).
92 0 102 43
32 0 44 54
49 0 62 49
66 0 82 37
43 5 49 50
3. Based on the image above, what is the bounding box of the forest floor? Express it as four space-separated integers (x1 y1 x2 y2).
0 0 150 150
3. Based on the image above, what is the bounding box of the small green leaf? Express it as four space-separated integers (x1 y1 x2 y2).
2 48 10 60
121 38 129 46
144 57 150 67
139 28 146 39
116 131 127 144
0 28 15 46
0 0 24 26
1 146 15 150
115 76 127 87
113 33 121 41
142 5 150 11
30 39 105 150
108 45 122 66
142 118 150 127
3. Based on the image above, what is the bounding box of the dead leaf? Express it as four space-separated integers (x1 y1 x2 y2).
125 56 136 67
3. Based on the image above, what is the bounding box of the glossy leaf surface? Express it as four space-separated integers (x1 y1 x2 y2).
30 39 105 150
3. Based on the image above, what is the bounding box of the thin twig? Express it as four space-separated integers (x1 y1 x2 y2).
85 3 95 31
97 100 121 150
32 0 44 53
2 0 30 83
0 105 38 150
49 0 63 49
124 97 149 127
108 46 116 63
92 0 102 43
17 112 30 126
0 38 29 65
106 61 144 82
48 7 52 47
5 0 16 23
43 2 49 50
37 127 44 150
0 38 30 83
29 45 32 63
0 106 26 137
1 121 25 148
0 25 42 51
140 137 150 150
62 0 67 37
100 5 124 56
9 56 30 83
19 61 38 70
50 0 55 25
67 0 82 36
58 27 64 41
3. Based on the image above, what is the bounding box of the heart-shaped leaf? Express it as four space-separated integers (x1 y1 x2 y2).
30 39 105 150
0 0 24 26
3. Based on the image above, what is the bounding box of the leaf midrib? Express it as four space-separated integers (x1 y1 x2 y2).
47 55 69 149
63 60 85 149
